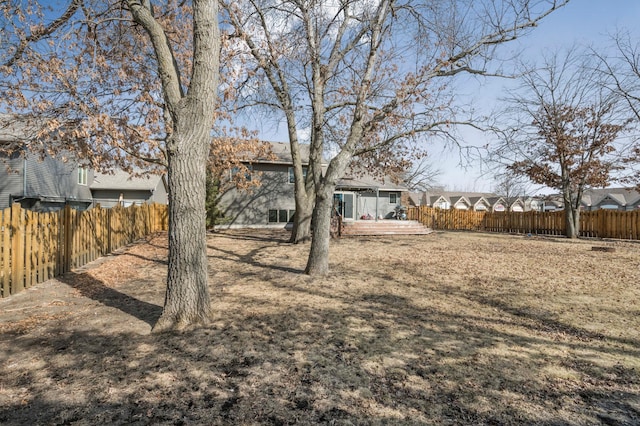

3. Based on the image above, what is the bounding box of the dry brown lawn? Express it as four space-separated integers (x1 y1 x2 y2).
0 230 639 425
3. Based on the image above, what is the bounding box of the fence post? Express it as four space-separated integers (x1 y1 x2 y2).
1 208 10 297
10 203 25 295
63 205 73 273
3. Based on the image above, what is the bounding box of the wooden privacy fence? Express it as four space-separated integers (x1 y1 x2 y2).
407 206 640 240
0 203 168 298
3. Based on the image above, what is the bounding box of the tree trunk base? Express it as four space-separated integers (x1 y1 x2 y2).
290 234 311 244
152 311 214 333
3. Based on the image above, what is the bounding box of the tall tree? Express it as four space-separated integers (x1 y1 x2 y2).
595 30 640 184
224 0 569 274
492 48 636 238
0 0 220 331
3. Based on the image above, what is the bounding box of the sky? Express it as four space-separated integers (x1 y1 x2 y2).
427 0 640 193
251 0 640 195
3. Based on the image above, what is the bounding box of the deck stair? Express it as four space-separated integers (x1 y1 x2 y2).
341 219 432 236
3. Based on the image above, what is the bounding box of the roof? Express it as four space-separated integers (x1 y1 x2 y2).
407 192 424 206
0 114 40 144
258 141 313 165
258 142 407 191
546 188 640 208
424 191 498 205
586 187 639 206
91 169 164 191
450 195 470 206
337 173 407 191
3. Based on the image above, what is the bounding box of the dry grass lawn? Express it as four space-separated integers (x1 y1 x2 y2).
0 230 639 425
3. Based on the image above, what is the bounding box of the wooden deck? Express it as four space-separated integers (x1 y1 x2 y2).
341 219 432 236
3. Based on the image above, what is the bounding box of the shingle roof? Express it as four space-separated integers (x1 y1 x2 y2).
260 141 312 164
0 114 39 144
578 188 640 207
91 169 164 191
337 164 408 191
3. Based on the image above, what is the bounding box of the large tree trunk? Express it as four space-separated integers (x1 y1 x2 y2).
304 184 334 275
153 127 213 332
290 193 313 243
145 0 220 332
565 205 580 239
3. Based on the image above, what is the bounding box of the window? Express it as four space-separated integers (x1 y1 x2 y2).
288 166 308 184
268 209 295 223
77 167 88 185
389 193 397 204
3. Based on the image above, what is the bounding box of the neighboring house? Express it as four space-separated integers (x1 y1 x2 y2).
507 197 526 212
486 196 508 212
449 195 471 210
538 188 640 212
0 117 93 211
427 195 451 210
1 115 167 211
418 191 534 212
0 150 94 211
91 169 168 208
581 188 640 211
217 142 408 228
423 191 498 211
540 195 564 211
468 195 491 212
407 191 424 207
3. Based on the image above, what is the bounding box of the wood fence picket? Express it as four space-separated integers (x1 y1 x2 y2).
0 203 168 298
407 206 640 240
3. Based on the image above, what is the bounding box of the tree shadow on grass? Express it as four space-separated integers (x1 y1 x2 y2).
461 282 640 354
57 272 162 328
1 278 639 426
213 229 292 244
207 244 305 275
2 231 638 425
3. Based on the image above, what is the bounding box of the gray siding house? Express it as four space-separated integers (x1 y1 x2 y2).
1 115 167 211
0 151 94 211
1 117 93 211
91 169 168 208
218 142 408 228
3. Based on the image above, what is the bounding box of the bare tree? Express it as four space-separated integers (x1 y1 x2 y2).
0 1 220 331
224 0 569 274
491 47 636 238
402 157 442 192
594 30 640 185
491 170 530 199
595 30 640 121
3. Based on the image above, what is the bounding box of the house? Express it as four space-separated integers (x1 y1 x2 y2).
486 196 508 212
423 191 501 211
468 195 492 211
1 115 167 211
90 169 168 208
538 188 640 212
506 197 526 212
417 190 533 212
0 117 93 211
336 170 407 220
217 142 408 228
581 188 640 211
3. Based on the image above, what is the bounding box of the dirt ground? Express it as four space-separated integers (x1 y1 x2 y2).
0 230 639 425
